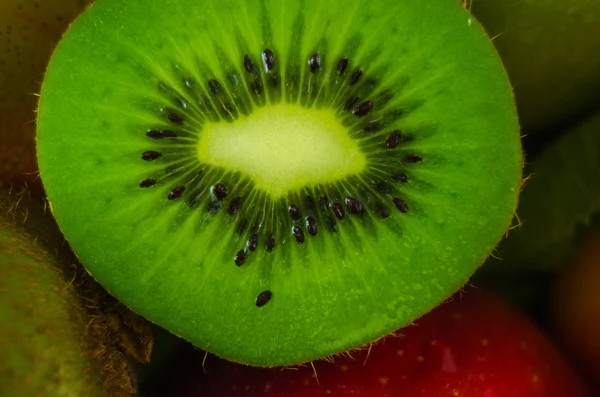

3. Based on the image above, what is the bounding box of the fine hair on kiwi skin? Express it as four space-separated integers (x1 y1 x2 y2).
0 0 95 194
36 0 523 366
0 186 153 397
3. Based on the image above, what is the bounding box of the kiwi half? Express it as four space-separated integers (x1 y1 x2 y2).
36 0 522 366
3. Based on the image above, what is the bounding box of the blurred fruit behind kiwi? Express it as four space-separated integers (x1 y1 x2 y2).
551 232 600 394
489 110 600 272
0 186 153 397
470 0 600 139
0 0 93 194
471 110 599 326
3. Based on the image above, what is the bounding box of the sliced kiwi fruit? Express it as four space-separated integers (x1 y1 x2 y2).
0 0 93 191
469 0 600 135
0 187 145 397
485 110 600 272
36 0 522 366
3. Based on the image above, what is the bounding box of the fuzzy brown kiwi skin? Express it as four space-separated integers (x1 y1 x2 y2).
0 186 153 397
0 0 95 195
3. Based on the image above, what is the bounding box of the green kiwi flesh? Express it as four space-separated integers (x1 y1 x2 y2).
470 0 600 134
0 189 130 396
487 111 600 272
36 0 522 366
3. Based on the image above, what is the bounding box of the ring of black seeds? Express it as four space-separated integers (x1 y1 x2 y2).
136 49 423 284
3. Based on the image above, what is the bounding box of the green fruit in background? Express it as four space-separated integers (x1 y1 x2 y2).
36 0 522 367
0 0 93 192
470 0 600 134
488 110 600 272
0 188 151 397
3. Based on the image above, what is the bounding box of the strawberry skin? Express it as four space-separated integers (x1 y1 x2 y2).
153 288 589 397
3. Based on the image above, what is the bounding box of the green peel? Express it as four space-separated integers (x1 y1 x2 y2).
37 0 522 366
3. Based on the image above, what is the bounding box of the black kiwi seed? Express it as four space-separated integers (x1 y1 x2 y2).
306 216 318 236
166 108 184 124
141 151 161 161
336 57 348 75
392 172 409 183
243 54 255 73
343 96 360 110
248 234 258 252
308 53 321 73
227 196 242 215
213 184 227 200
255 290 272 307
262 49 275 72
288 205 300 220
403 154 423 163
235 249 247 266
292 226 305 243
168 186 185 201
146 130 164 139
208 79 221 95
353 100 373 117
345 197 363 214
348 68 363 86
331 202 345 219
139 178 156 188
266 234 275 252
393 198 409 213
386 130 401 148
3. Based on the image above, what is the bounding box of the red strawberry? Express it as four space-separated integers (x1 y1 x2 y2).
152 288 589 397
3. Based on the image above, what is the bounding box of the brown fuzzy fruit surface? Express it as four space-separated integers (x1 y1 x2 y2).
0 0 93 193
0 187 152 397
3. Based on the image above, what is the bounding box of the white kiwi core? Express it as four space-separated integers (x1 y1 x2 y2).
197 104 367 197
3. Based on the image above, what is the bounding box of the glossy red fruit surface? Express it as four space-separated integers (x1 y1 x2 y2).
151 287 589 397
